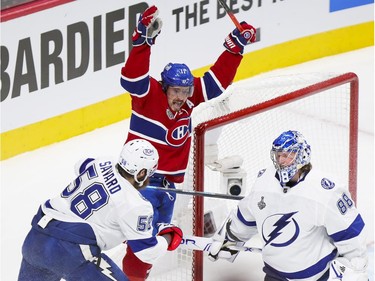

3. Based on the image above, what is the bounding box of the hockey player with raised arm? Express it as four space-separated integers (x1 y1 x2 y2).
208 130 369 281
18 139 183 281
120 4 256 280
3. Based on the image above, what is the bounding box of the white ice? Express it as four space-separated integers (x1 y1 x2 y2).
1 46 373 280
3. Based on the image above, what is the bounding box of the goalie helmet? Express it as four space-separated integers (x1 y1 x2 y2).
161 63 194 96
270 130 311 185
118 139 159 185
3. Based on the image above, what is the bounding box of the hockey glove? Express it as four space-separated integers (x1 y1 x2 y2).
208 218 244 263
132 5 163 47
224 21 256 55
329 257 368 281
157 223 183 251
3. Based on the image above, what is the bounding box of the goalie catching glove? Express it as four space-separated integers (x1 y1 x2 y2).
132 5 163 46
208 218 245 263
329 257 368 281
157 223 183 251
224 21 256 55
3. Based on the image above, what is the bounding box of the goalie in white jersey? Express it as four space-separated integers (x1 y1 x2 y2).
209 130 368 281
18 139 183 281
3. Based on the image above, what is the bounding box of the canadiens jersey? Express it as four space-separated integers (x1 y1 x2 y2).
229 166 367 280
120 45 242 183
42 157 168 264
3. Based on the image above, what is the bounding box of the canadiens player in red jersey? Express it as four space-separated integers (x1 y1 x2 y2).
120 5 256 280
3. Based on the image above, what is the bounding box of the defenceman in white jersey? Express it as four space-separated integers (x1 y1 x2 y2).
209 130 368 281
18 139 183 281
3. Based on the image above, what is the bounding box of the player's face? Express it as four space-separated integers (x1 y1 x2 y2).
166 86 190 111
135 169 150 190
275 151 297 168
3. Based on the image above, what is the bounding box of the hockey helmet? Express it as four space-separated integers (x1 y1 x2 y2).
270 130 311 185
161 63 194 96
118 139 159 185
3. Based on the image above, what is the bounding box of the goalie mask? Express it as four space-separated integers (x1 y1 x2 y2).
270 130 311 186
161 63 194 96
118 139 159 186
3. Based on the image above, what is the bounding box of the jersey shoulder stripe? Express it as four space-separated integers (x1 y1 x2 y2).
120 72 150 97
201 70 224 100
329 214 365 242
237 208 257 226
127 236 158 253
130 111 168 145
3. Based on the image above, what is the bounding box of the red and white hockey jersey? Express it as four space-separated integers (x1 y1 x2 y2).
120 45 243 183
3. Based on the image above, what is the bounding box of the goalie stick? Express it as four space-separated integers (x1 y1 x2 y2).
179 234 262 253
146 186 244 200
217 0 244 32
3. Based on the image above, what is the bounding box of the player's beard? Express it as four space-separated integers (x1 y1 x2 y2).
138 177 150 190
170 99 185 112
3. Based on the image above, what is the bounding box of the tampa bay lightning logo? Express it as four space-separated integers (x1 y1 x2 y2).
165 117 191 147
262 212 300 247
321 178 335 189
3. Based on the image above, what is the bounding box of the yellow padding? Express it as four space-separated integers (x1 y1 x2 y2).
1 94 131 160
235 21 374 80
1 22 373 160
192 22 374 79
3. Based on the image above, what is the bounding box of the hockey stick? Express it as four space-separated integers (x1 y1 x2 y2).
217 0 244 32
179 234 262 253
146 186 244 201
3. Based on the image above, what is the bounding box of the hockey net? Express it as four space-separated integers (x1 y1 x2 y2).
139 72 358 280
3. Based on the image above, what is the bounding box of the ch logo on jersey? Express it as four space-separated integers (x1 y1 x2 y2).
165 117 191 147
262 212 300 247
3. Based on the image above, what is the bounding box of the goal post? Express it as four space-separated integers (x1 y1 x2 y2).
146 72 359 281
190 72 359 281
193 72 359 200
